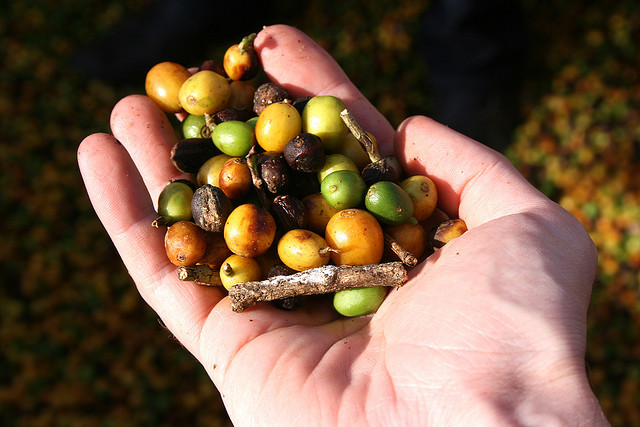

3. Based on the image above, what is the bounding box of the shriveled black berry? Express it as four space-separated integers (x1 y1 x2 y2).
287 171 321 199
272 195 306 231
361 161 400 186
271 296 304 311
267 264 297 278
292 96 312 115
265 264 304 310
253 82 290 114
283 132 325 173
212 107 256 124
171 138 221 174
258 151 290 194
191 184 234 232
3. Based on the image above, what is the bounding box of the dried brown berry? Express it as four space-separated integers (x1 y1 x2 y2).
171 138 221 174
212 107 256 124
258 151 290 194
272 195 306 231
191 184 234 232
283 132 325 173
253 82 290 114
361 160 399 186
292 96 312 115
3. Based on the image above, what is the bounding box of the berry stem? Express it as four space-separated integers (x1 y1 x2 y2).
383 232 418 267
340 109 383 163
238 33 257 52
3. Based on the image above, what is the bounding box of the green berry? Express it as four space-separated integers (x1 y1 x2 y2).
211 120 255 157
182 114 208 139
158 181 194 225
320 170 366 210
365 181 416 225
333 286 387 317
302 95 349 151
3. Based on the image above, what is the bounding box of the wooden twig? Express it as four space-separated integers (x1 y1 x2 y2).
228 261 407 312
177 264 223 286
384 232 418 267
245 147 271 210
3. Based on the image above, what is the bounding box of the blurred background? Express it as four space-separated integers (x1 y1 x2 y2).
1 0 638 425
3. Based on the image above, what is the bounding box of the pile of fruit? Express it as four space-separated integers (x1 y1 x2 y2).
144 34 466 316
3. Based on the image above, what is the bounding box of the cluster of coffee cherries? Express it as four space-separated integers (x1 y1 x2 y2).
144 33 467 316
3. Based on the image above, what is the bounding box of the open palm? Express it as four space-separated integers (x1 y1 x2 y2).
78 25 607 426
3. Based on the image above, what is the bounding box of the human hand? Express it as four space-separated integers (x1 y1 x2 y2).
78 24 608 426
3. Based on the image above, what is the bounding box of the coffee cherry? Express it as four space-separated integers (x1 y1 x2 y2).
325 209 384 266
277 229 331 271
383 222 427 261
211 120 255 157
333 286 387 317
223 34 260 81
179 70 231 116
400 175 438 221
301 95 349 151
157 180 194 225
224 204 276 257
182 114 208 139
320 170 367 210
365 181 415 226
317 153 359 183
164 221 207 266
219 254 262 290
145 61 192 113
302 193 340 235
255 102 301 152
218 157 252 200
196 154 232 187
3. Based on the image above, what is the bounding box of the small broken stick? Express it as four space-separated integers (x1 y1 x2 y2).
177 264 223 286
384 232 418 267
228 261 407 312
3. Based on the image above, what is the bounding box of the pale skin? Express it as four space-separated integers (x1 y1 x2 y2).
78 25 609 426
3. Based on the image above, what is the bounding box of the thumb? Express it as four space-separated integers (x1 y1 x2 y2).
394 115 550 226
